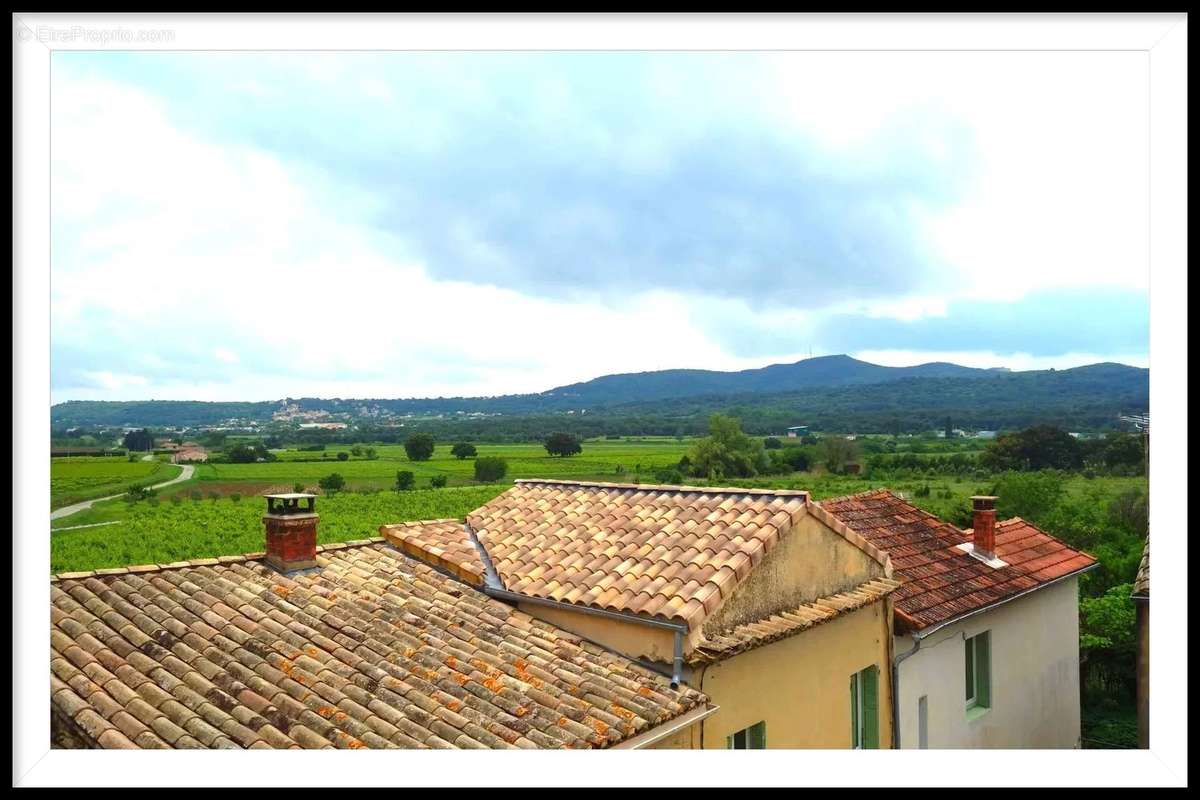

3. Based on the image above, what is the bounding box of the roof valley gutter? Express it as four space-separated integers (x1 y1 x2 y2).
480 585 690 689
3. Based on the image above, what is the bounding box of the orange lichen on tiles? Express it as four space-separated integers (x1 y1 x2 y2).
49 541 704 750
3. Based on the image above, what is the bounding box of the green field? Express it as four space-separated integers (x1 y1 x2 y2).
196 438 693 488
50 456 182 510
50 485 509 573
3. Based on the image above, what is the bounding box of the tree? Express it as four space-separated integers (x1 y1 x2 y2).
544 432 582 458
394 470 415 491
364 447 378 460
820 436 859 475
122 429 153 452
981 425 1081 471
451 442 477 460
227 443 258 463
687 414 768 479
404 433 436 462
318 473 346 495
337 451 350 461
1103 433 1145 473
474 456 508 482
350 444 363 457
763 437 782 450
429 475 448 488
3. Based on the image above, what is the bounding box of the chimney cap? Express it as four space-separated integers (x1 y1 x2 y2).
263 492 317 500
971 495 998 506
264 492 317 516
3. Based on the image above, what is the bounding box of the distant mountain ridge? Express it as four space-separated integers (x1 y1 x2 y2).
50 355 1149 430
542 354 993 405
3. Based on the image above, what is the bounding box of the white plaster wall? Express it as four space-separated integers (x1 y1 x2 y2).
894 576 1083 749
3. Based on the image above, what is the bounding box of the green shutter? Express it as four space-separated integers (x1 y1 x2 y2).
862 666 879 750
850 673 860 748
749 721 766 749
965 637 975 702
977 632 991 708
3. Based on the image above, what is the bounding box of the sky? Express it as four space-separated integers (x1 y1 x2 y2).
50 51 1150 404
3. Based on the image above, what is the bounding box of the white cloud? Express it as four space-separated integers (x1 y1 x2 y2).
50 52 1150 402
50 75 761 401
765 51 1150 304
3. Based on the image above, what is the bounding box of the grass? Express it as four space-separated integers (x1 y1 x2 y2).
197 439 694 487
50 485 509 573
1081 705 1139 749
50 456 182 510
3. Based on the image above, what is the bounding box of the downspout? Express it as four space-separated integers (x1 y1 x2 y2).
891 634 922 750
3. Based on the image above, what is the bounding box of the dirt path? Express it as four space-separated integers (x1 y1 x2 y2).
50 463 195 521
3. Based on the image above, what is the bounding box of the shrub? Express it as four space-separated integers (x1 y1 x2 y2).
318 473 346 495
474 456 508 482
350 445 363 457
230 493 242 503
337 452 350 462
544 432 582 458
395 471 415 491
208 491 220 502
189 489 203 502
126 484 149 501
404 433 436 462
293 482 306 493
763 437 783 450
147 497 160 507
654 468 684 485
429 475 448 488
450 442 477 460
170 494 182 505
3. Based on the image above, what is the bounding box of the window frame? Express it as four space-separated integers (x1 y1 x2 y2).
726 720 766 749
965 630 992 717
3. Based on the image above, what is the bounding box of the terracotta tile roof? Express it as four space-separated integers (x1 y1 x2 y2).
464 480 822 631
819 490 1096 634
49 540 705 750
380 519 487 586
1132 538 1149 599
689 577 902 664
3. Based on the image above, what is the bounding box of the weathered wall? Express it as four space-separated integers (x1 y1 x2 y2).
703 512 886 636
695 600 894 748
894 576 1083 749
645 721 699 749
517 601 689 663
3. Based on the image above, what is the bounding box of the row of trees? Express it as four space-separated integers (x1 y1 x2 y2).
980 426 1146 474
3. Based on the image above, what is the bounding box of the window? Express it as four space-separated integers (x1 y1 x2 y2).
965 631 992 716
918 695 928 749
850 665 879 749
726 721 766 749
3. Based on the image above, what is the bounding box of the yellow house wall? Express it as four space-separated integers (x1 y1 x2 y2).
695 600 894 749
645 722 699 749
703 512 887 635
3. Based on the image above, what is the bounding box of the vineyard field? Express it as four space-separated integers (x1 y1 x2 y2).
51 456 181 509
50 485 508 573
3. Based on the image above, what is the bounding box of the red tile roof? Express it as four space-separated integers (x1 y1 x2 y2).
819 490 1096 634
49 539 705 749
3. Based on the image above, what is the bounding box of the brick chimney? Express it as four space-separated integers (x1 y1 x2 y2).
263 493 318 573
970 495 998 561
